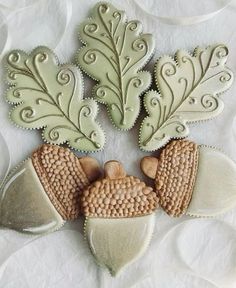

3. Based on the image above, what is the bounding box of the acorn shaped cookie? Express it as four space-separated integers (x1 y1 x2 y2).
0 144 101 234
82 161 159 276
141 139 236 217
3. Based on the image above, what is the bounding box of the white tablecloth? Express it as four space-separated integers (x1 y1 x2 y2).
0 0 236 287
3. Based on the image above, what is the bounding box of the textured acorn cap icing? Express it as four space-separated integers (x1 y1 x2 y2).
141 140 199 217
82 161 159 218
31 144 101 220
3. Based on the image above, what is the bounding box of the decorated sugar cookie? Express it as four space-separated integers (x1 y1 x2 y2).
81 161 158 276
141 139 236 217
0 144 101 234
77 2 155 130
139 44 234 151
5 46 105 152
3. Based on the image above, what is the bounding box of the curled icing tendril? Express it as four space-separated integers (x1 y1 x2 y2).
8 52 20 64
132 38 147 52
215 45 228 59
210 45 229 67
13 88 22 98
57 69 72 86
20 107 35 122
83 49 97 64
127 21 139 31
146 122 155 133
8 71 17 80
219 71 232 83
161 116 187 133
131 77 143 88
35 52 48 63
201 94 218 110
162 62 177 77
113 11 121 19
90 130 97 140
150 96 159 107
175 123 186 133
96 86 110 98
49 127 60 141
181 56 191 63
80 105 92 118
84 23 98 34
189 97 197 104
98 3 109 14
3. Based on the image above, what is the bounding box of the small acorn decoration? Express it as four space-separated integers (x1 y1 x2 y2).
0 144 101 234
141 139 236 217
81 160 159 276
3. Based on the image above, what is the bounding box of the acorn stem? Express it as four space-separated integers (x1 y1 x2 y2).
79 157 102 182
140 156 159 179
104 161 126 179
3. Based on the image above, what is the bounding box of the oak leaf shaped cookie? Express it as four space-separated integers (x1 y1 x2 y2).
5 46 105 152
139 44 234 151
77 2 155 130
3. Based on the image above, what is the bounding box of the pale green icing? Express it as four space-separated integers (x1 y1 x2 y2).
77 2 155 130
85 214 155 276
0 159 64 235
6 46 105 152
140 44 234 151
187 146 236 217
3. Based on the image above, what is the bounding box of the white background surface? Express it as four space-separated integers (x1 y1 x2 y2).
0 0 236 287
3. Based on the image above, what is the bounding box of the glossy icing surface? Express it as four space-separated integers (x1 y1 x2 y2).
187 146 236 217
85 214 155 276
140 44 234 151
6 46 105 152
77 2 155 130
0 159 64 234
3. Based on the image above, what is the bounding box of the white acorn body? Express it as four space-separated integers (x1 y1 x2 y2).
187 146 236 217
82 161 159 276
0 144 101 235
0 159 64 235
85 214 155 276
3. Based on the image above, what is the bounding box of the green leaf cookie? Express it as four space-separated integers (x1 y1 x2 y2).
77 2 155 130
6 46 105 152
139 44 234 151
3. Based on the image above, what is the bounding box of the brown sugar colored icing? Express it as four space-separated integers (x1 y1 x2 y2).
141 139 236 217
82 161 158 276
82 161 158 218
0 144 101 235
32 144 101 220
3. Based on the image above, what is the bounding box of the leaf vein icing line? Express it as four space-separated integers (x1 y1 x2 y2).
97 3 126 124
83 23 114 53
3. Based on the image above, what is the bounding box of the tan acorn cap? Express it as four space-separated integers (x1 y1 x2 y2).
31 144 102 220
81 160 159 218
141 140 199 217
